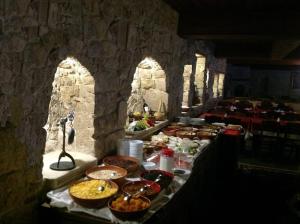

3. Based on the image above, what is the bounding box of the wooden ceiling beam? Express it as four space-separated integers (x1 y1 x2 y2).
228 58 300 66
178 12 300 40
215 42 272 58
271 40 300 59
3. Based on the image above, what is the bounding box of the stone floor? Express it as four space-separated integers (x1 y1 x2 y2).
217 137 300 224
216 166 300 224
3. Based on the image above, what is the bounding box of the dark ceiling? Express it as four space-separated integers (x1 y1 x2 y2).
163 0 300 67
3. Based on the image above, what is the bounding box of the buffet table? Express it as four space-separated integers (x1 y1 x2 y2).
40 141 216 224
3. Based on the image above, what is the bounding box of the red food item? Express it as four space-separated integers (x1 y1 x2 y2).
223 129 241 136
161 148 174 157
146 119 155 127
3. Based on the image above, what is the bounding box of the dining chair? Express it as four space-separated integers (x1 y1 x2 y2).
252 120 281 160
281 122 300 162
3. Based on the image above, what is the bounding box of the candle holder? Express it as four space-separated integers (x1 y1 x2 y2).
50 112 76 171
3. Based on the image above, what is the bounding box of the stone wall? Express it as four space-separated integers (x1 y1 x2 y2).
180 42 227 109
225 65 300 100
194 55 206 105
45 57 95 155
182 65 193 107
0 0 225 222
128 57 168 113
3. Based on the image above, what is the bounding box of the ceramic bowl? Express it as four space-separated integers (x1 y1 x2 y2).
85 165 127 186
69 179 118 208
122 180 161 200
108 194 151 221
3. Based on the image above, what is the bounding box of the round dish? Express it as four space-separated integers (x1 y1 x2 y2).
108 194 151 221
197 131 216 139
172 168 191 176
103 155 140 174
142 161 156 170
175 130 196 139
140 169 174 189
122 180 161 200
85 165 127 186
162 127 179 136
69 179 118 208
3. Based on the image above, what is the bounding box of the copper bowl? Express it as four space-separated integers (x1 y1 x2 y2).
175 130 196 139
162 127 179 136
108 194 151 221
197 131 217 139
179 127 199 132
86 165 127 187
122 180 161 200
69 179 118 208
103 155 140 174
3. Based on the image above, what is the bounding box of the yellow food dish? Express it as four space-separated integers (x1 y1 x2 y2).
69 179 117 200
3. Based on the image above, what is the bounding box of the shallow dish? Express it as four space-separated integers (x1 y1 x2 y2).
122 180 161 200
197 131 217 139
140 169 174 189
162 127 179 136
142 161 156 170
103 155 140 174
175 130 196 139
69 179 118 208
85 165 127 186
108 194 151 221
172 168 191 177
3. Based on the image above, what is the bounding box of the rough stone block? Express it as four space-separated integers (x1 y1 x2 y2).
131 79 140 90
154 78 166 92
117 100 127 127
0 171 26 214
143 89 168 111
141 78 154 89
0 18 3 35
81 76 95 85
152 69 165 79
183 80 191 91
138 68 152 79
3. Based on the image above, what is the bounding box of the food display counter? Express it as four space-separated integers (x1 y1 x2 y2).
40 121 239 224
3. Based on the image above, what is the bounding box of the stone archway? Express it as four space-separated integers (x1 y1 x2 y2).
182 65 193 108
194 54 207 104
44 57 95 156
127 57 168 115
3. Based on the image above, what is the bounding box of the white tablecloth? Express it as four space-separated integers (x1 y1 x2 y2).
47 175 188 224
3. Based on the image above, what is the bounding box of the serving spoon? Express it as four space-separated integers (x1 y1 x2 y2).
123 174 163 202
98 186 105 191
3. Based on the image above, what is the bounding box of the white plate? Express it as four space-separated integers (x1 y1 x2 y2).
142 161 156 170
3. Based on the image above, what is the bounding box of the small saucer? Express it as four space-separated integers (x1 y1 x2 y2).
172 168 191 176
142 161 156 170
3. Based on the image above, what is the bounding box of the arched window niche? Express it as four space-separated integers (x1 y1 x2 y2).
194 54 207 105
127 57 168 121
44 57 96 156
182 64 193 108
